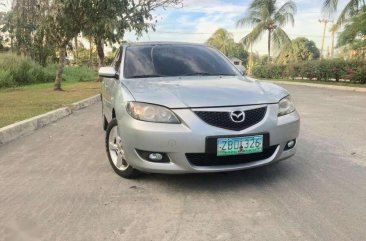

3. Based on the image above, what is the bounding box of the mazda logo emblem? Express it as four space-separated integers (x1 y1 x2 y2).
230 110 245 123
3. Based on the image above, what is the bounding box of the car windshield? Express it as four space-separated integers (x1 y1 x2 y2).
124 45 237 79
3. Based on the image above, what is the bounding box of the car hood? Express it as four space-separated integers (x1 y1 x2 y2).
123 76 288 108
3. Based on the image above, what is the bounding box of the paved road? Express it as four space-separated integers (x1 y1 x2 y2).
1 85 365 241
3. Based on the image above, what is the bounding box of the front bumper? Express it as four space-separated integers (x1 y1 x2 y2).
118 104 300 174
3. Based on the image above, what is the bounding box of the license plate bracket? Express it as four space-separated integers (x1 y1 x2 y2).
205 133 270 155
217 135 263 156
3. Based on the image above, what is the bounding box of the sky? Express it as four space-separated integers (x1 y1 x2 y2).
124 0 349 56
1 0 349 56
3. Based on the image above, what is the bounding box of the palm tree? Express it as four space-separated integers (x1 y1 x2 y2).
329 23 337 57
206 28 235 56
237 0 297 62
322 0 365 27
240 32 256 74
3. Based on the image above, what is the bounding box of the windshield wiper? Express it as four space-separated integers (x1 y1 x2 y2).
129 74 166 78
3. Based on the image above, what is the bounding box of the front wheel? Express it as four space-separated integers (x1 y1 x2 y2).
105 118 140 178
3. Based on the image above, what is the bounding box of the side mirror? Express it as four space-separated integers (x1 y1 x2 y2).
99 66 119 79
236 65 247 76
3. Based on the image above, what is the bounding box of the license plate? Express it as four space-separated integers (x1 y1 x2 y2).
217 135 263 156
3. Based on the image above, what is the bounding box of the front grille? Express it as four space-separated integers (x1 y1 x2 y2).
194 107 267 131
186 146 277 167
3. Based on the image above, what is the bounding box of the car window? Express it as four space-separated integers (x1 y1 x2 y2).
112 48 123 72
123 45 237 78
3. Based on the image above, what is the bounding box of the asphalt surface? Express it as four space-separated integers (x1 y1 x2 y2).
0 84 365 241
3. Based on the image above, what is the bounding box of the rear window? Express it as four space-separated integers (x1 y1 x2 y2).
123 45 237 78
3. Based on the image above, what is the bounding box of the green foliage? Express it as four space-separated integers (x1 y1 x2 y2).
252 64 285 79
206 28 249 65
252 58 366 84
63 66 97 82
83 0 182 67
277 37 320 64
206 28 234 56
350 64 366 83
237 0 297 59
0 53 97 88
337 6 366 55
0 53 54 88
44 64 97 82
322 0 364 27
2 2 56 65
282 63 301 80
327 58 347 81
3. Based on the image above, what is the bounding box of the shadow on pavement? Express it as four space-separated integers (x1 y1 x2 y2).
137 159 304 193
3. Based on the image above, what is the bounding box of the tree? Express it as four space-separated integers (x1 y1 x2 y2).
83 0 182 70
276 37 320 64
322 0 366 27
230 43 249 65
44 0 89 90
3 0 56 65
206 28 249 65
337 7 366 58
206 28 235 56
237 0 297 62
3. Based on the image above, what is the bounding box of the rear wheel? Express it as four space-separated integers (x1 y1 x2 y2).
105 118 140 178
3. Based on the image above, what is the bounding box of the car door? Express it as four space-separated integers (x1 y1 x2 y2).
102 48 122 122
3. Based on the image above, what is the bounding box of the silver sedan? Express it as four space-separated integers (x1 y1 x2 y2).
99 42 300 178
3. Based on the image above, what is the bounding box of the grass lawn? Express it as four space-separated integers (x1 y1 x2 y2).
266 78 366 88
0 81 101 128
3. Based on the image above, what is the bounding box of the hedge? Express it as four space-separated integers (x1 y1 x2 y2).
252 59 366 84
0 53 98 89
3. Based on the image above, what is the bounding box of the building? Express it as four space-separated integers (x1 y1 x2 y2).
230 57 243 66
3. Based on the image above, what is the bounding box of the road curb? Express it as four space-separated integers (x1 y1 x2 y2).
0 94 101 145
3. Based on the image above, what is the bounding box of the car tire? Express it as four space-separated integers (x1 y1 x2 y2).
105 118 140 179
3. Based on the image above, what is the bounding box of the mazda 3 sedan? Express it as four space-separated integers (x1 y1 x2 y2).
99 42 300 178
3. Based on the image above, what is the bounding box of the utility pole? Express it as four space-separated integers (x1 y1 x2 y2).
319 18 332 59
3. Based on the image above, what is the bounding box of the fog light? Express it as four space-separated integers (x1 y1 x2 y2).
148 153 163 161
285 140 296 150
136 150 170 163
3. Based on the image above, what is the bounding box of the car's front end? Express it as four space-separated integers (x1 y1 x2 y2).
116 93 300 174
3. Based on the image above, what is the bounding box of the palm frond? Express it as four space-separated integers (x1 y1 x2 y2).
271 27 291 50
240 22 266 49
249 0 276 15
276 0 297 15
274 0 296 27
336 0 360 26
322 0 339 16
236 15 260 27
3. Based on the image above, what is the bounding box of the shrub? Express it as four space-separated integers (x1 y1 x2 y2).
251 58 366 84
326 58 347 81
284 63 300 80
252 64 285 79
302 61 317 80
0 70 14 88
0 53 97 89
350 65 366 83
0 53 55 88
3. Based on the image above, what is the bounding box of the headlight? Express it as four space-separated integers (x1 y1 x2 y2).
126 102 180 123
278 96 295 116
